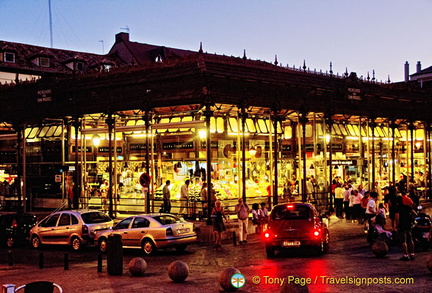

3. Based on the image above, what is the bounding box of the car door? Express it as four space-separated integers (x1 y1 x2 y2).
127 217 150 248
112 218 133 247
55 213 72 245
38 214 60 244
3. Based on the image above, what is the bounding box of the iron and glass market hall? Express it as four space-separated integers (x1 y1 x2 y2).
1 32 432 217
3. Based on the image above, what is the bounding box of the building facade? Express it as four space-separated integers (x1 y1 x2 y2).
1 33 431 217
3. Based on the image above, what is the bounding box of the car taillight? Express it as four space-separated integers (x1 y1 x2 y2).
166 227 173 236
11 219 17 229
313 229 321 237
82 225 89 234
264 230 272 239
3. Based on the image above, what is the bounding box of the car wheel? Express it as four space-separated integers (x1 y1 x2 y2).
99 238 108 253
142 239 156 255
175 244 187 251
71 237 82 251
6 237 14 248
31 235 41 249
266 246 275 258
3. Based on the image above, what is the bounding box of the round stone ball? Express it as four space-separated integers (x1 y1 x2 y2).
371 240 388 258
168 260 189 283
128 257 147 276
218 267 242 292
426 254 432 273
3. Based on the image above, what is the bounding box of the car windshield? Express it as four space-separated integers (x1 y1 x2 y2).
271 205 312 220
81 212 112 224
152 215 183 225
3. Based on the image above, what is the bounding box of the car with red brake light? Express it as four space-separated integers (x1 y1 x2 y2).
264 203 329 257
94 213 197 255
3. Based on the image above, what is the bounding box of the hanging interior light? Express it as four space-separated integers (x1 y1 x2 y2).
92 134 101 146
249 146 257 157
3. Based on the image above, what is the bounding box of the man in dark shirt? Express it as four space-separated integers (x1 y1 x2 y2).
395 192 417 261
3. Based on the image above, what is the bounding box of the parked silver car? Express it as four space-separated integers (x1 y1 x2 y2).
95 213 197 255
29 210 113 251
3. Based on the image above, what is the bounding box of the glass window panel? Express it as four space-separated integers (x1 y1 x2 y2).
340 124 348 136
382 126 389 137
265 119 271 133
376 127 384 137
306 124 313 137
415 129 424 139
246 118 256 133
45 126 55 137
332 124 341 136
276 121 283 134
316 123 324 136
229 117 238 133
284 125 292 139
394 128 402 138
216 117 225 133
352 125 360 136
347 124 356 136
37 127 49 138
210 117 217 133
53 125 63 137
26 127 39 139
257 119 268 133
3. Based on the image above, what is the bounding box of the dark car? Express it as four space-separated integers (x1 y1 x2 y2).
0 213 38 248
263 203 329 257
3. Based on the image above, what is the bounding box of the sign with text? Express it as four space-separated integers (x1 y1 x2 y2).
347 88 361 101
37 89 52 102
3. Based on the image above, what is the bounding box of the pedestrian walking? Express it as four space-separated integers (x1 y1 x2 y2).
235 198 250 244
211 200 227 248
162 180 171 213
334 183 344 218
396 192 417 261
365 192 378 242
343 184 352 221
178 179 190 217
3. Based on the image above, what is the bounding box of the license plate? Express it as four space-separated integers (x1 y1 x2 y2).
422 232 430 239
282 240 301 247
177 228 190 234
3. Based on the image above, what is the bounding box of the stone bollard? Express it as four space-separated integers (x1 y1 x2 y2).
107 234 123 276
219 267 243 291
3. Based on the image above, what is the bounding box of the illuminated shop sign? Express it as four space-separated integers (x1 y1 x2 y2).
328 160 357 165
130 144 155 151
71 146 92 153
98 147 123 153
163 142 194 150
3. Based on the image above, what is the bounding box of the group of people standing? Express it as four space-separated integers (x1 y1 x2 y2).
333 179 421 261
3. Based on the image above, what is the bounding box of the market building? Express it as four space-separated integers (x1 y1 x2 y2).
1 32 431 218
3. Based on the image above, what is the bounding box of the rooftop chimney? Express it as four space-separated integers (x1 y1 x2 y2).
115 32 130 44
416 61 422 73
404 61 409 82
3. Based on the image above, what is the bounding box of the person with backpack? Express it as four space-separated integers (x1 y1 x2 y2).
235 198 250 244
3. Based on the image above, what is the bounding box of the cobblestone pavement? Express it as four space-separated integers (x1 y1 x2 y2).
1 204 432 293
